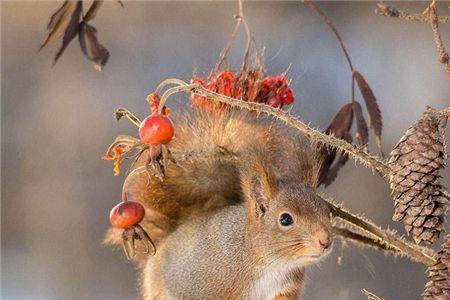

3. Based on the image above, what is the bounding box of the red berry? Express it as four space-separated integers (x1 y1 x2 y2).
109 201 145 229
139 114 174 145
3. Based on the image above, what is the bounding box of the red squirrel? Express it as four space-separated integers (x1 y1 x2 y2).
106 108 338 299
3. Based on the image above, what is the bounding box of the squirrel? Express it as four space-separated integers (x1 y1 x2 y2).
105 106 342 298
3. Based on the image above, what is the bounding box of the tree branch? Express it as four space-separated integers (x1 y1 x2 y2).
325 194 437 266
375 3 450 23
428 1 450 84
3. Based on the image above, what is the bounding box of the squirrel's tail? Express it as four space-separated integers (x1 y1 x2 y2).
104 108 276 253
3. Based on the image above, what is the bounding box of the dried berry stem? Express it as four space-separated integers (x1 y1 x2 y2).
238 13 252 72
212 0 245 77
154 78 188 95
324 194 437 266
115 108 141 127
428 1 450 84
375 2 450 23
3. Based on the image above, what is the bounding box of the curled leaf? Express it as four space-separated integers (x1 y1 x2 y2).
103 135 143 176
78 22 110 71
352 101 369 146
353 70 383 155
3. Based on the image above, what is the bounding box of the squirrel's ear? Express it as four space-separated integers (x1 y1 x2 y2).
244 164 278 218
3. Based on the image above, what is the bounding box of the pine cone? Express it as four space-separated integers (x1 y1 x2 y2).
388 107 448 244
423 235 450 299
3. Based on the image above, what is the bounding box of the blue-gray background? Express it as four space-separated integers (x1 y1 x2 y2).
2 1 450 299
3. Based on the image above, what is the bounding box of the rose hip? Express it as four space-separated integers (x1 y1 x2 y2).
110 201 145 229
139 114 174 146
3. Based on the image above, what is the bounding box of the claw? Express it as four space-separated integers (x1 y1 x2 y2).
135 224 156 256
121 224 156 260
145 146 165 182
122 227 136 260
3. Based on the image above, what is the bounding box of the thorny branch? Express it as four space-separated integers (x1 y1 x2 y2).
375 2 450 24
375 1 450 84
162 81 392 176
325 194 437 266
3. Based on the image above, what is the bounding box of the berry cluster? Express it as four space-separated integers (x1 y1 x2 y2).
191 70 295 110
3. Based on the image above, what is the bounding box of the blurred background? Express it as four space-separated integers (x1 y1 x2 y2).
2 1 450 299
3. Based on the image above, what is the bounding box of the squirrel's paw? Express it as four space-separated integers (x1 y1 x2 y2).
122 224 156 260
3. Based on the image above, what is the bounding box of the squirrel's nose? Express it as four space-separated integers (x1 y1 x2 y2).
315 229 332 250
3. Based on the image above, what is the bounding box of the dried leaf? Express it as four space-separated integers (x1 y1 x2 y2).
46 1 69 30
353 70 383 155
103 135 142 176
322 132 352 186
84 1 104 23
325 102 354 138
352 101 369 146
117 0 124 8
319 103 354 185
53 0 83 64
40 0 80 51
78 23 110 70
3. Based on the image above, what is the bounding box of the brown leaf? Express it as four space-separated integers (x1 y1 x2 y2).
53 0 83 64
352 101 369 146
322 133 352 186
84 1 104 23
78 23 110 71
46 1 69 30
318 103 354 185
117 0 124 8
40 1 80 51
325 102 354 138
353 70 383 155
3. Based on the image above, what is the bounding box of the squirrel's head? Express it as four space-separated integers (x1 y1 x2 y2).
242 156 332 268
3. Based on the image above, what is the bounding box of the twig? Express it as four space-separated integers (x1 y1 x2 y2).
115 108 141 127
441 190 450 201
212 0 246 77
333 226 397 253
375 3 450 23
362 289 386 300
325 194 437 266
428 1 450 84
304 1 353 72
303 0 356 102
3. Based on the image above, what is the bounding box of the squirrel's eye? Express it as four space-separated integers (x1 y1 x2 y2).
279 213 294 226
